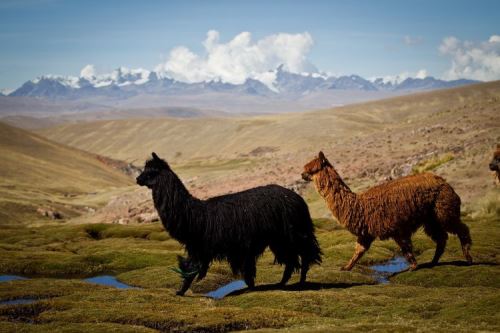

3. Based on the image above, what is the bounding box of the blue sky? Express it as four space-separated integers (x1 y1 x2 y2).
0 0 499 89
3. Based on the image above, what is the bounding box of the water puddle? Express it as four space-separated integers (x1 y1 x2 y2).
83 275 135 289
0 274 135 289
370 256 409 284
0 298 38 305
0 275 27 282
206 280 247 299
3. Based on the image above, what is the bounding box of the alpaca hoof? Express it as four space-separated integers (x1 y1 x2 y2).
466 256 473 265
340 266 351 271
409 264 417 271
175 290 185 296
245 281 255 289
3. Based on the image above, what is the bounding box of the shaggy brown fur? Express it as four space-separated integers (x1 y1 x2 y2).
302 151 473 270
489 144 500 184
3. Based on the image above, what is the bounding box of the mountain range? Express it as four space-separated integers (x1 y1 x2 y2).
8 65 478 99
1 66 480 115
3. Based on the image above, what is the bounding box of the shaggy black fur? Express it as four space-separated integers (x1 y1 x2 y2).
137 152 322 295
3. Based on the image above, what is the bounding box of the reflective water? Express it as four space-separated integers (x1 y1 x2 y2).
0 275 27 282
206 280 247 299
0 274 135 289
0 275 135 306
83 275 135 289
0 298 37 305
370 256 409 284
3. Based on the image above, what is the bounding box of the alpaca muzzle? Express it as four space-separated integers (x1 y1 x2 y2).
136 174 146 186
490 162 499 171
301 172 312 181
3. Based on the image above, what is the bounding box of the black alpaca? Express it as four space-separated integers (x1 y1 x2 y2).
137 152 322 295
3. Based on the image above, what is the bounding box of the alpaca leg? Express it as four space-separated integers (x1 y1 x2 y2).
175 256 199 296
454 222 473 264
243 258 256 289
176 274 196 296
434 185 472 264
280 264 294 286
341 236 374 271
299 260 309 284
441 218 473 264
196 262 210 281
431 235 448 265
394 237 417 270
424 222 448 265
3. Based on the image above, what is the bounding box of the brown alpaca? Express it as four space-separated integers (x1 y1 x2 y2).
489 144 500 184
302 152 473 270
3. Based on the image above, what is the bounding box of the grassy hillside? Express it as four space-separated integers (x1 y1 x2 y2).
37 81 500 212
1 82 499 332
37 81 500 161
0 122 133 224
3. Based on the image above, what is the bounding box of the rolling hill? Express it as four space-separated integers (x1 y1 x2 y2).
36 81 500 214
0 122 133 224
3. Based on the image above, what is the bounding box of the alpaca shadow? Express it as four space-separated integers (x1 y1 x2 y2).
226 281 366 297
416 260 499 270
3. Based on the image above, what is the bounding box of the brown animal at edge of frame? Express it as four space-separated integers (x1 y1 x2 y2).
489 144 500 184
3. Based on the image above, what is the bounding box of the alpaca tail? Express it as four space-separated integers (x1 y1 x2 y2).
295 203 322 268
432 183 473 264
300 233 322 266
297 229 322 284
297 212 323 266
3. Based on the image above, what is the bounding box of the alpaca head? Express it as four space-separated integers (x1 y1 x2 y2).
136 152 170 188
489 144 500 172
302 151 332 181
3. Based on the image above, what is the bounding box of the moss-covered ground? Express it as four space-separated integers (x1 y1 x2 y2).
0 192 499 332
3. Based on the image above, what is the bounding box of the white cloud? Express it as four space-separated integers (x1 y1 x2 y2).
155 30 316 89
415 69 428 79
80 64 96 79
0 88 13 95
77 65 150 87
439 35 500 81
403 35 423 46
489 35 500 43
371 69 428 85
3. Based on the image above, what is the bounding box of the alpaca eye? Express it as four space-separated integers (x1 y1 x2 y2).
146 170 158 178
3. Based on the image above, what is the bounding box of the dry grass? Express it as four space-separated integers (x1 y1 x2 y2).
0 122 132 224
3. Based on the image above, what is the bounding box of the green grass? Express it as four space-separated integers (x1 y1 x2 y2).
412 153 455 174
0 205 499 332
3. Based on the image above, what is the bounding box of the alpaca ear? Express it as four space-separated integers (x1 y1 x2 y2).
318 151 330 167
318 151 327 163
152 152 160 160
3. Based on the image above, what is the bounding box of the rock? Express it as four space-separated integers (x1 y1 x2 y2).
36 207 63 219
248 146 279 157
137 212 159 223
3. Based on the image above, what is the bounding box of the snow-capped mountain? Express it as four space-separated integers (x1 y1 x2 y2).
393 77 478 91
7 66 479 101
326 75 378 91
273 65 326 95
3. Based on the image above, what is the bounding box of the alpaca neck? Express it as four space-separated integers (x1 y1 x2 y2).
152 170 203 243
314 166 360 232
